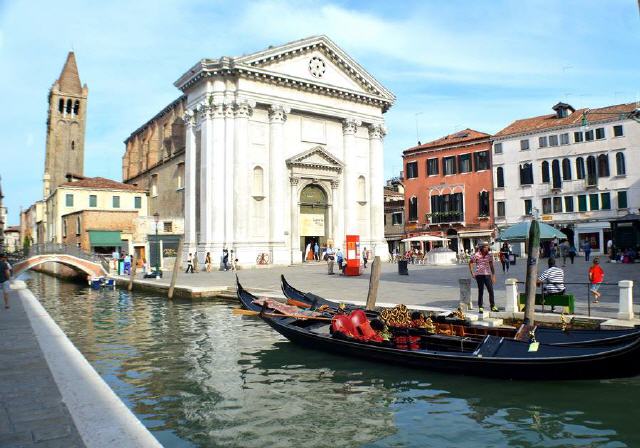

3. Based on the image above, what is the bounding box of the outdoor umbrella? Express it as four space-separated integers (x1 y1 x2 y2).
496 221 567 242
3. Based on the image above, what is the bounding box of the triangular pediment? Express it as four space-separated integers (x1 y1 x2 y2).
286 146 344 172
235 36 394 101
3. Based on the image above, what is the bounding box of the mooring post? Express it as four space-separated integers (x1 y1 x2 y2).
618 280 634 320
168 238 184 300
523 220 540 325
127 259 137 292
366 256 381 311
458 278 472 310
504 278 519 313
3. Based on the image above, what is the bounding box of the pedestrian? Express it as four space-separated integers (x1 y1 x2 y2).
362 247 368 268
326 244 336 275
568 243 576 264
231 250 237 271
589 257 604 303
222 249 229 271
124 253 131 275
314 242 320 261
537 258 566 312
583 239 592 262
468 241 497 313
112 249 119 271
1 254 11 309
560 240 570 267
193 250 200 273
336 248 344 273
185 253 194 273
607 239 613 262
499 242 510 274
304 242 312 262
205 252 212 272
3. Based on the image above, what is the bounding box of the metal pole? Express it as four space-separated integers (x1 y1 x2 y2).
155 224 159 275
524 220 540 325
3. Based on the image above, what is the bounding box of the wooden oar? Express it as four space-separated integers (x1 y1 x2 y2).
232 308 333 321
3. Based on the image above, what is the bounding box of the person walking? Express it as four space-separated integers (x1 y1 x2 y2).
326 244 336 275
314 242 320 261
1 254 11 309
589 258 604 303
469 241 497 313
568 243 577 264
499 242 510 274
222 249 229 271
124 253 131 275
362 247 369 268
607 239 613 262
205 252 212 272
583 239 592 262
336 248 344 273
560 240 570 267
185 253 194 274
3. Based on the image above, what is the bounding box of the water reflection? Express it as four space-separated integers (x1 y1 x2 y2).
24 273 640 448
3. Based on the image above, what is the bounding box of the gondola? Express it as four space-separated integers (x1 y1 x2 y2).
238 279 640 380
280 275 640 347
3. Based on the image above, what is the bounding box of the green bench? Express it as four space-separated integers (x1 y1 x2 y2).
518 293 575 314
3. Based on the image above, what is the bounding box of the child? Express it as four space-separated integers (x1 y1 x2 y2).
588 258 604 303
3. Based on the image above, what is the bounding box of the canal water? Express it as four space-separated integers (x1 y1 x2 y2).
25 272 640 448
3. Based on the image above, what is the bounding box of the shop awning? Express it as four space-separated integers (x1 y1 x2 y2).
89 230 123 247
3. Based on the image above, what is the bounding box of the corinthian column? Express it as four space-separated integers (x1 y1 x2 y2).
183 109 197 254
289 176 300 264
233 99 254 244
199 103 213 247
331 179 341 244
210 102 226 248
368 123 386 256
342 118 361 238
268 105 289 251
224 102 235 246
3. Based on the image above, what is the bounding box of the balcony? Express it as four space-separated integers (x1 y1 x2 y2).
426 211 464 225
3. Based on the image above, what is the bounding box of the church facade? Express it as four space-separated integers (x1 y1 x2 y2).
128 36 395 266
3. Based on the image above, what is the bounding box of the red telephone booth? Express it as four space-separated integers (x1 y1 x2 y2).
344 235 361 276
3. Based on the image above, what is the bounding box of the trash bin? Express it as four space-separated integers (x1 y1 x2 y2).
509 254 517 266
398 259 409 275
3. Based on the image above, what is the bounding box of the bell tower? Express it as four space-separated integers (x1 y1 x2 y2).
43 52 88 196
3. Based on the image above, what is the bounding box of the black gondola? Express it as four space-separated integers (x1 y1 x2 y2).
238 279 640 380
280 275 640 347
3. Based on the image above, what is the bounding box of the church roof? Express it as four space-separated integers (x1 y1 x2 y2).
58 177 146 192
57 52 83 95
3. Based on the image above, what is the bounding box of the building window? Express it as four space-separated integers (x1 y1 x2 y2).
62 219 67 238
163 221 173 233
430 193 464 223
585 129 594 141
66 99 72 114
618 191 628 209
576 157 585 179
134 196 142 209
574 131 584 143
542 198 552 214
458 154 472 173
549 135 559 147
406 162 418 179
408 197 418 221
520 139 530 151
177 162 185 189
442 156 457 175
519 163 534 185
524 199 532 216
589 193 599 210
65 194 74 207
357 176 366 203
478 191 490 217
597 154 609 177
253 166 264 197
560 133 570 145
151 174 158 197
113 196 120 208
578 195 587 212
562 158 572 180
392 212 403 225
426 158 439 176
474 151 490 171
541 161 550 183
58 98 64 113
601 192 611 210
496 167 504 188
586 156 597 186
538 136 548 148
613 125 624 137
551 159 562 189
616 152 626 175
494 143 503 154
553 197 563 213
564 196 574 212
497 201 505 217
89 194 97 207
76 216 81 235
595 127 605 140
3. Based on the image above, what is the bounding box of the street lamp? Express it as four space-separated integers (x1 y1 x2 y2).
153 212 160 276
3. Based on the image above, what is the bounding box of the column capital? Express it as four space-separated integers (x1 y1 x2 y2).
207 103 224 119
330 179 340 189
342 118 361 135
224 102 235 118
182 109 196 127
234 99 255 118
368 123 387 140
269 104 290 123
289 176 300 186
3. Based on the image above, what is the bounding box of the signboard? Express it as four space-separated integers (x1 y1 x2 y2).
541 215 553 221
300 213 325 236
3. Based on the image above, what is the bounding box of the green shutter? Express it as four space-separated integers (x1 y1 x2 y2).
618 191 628 209
578 195 587 212
601 193 611 210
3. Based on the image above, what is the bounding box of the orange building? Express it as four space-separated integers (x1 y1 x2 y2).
402 129 494 253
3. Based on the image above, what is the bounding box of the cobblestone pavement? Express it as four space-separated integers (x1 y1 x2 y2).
135 256 639 318
0 290 85 448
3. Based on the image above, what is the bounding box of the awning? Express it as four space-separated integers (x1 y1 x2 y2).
402 235 449 243
458 230 492 238
89 230 123 247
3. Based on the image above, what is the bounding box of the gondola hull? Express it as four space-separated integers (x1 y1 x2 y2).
239 280 640 380
280 275 640 347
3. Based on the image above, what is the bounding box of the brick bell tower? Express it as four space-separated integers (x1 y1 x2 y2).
43 52 88 196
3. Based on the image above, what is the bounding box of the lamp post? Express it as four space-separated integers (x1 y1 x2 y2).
153 212 160 276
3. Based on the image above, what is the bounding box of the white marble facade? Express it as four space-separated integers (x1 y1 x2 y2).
175 36 395 265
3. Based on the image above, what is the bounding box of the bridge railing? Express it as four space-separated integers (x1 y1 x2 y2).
26 243 111 273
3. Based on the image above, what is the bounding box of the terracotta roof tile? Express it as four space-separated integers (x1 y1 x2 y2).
57 52 83 95
404 128 490 154
59 177 146 192
494 102 638 138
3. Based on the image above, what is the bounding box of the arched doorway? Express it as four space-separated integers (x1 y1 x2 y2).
446 228 458 253
560 227 575 246
299 184 328 261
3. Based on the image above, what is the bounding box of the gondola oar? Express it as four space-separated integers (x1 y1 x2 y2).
232 308 333 321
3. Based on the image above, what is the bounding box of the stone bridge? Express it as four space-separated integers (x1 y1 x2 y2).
12 244 109 279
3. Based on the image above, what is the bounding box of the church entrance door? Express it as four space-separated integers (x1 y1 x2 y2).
299 184 328 261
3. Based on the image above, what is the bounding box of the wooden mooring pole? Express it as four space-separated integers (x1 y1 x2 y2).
523 220 540 325
127 258 137 292
366 256 381 311
168 238 184 300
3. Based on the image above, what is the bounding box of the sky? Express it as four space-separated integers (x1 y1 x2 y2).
0 0 639 225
